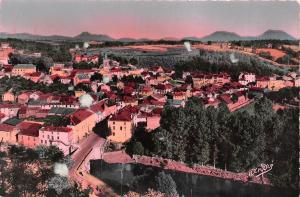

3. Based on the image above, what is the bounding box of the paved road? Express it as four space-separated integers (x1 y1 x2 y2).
69 132 105 184
69 132 118 196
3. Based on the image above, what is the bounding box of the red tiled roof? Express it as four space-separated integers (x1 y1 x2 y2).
60 95 77 103
150 99 165 106
90 100 106 113
0 123 15 132
41 126 72 133
111 67 121 72
156 83 172 90
124 86 134 95
140 86 152 92
50 74 59 80
37 109 50 114
173 92 185 97
250 87 264 91
123 96 136 103
18 122 42 137
110 112 132 121
256 76 270 81
71 109 94 125
29 72 42 77
106 92 118 100
235 91 245 97
219 94 232 104
110 105 138 121
0 104 22 108
19 106 27 114
152 108 162 115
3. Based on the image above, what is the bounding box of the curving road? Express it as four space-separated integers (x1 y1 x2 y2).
69 132 117 196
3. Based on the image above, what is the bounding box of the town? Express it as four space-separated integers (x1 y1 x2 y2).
0 37 299 197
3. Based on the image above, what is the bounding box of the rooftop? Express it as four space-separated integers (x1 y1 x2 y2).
40 126 72 133
71 109 94 125
18 121 42 137
14 64 36 69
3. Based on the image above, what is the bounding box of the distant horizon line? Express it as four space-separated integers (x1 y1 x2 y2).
0 29 298 40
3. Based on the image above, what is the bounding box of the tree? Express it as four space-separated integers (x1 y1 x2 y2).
132 142 145 156
159 107 189 161
24 148 39 162
258 51 273 60
91 72 103 82
254 97 273 121
75 83 92 92
43 116 70 127
7 161 40 196
268 108 299 190
112 75 118 83
47 175 70 195
185 75 193 85
0 151 7 195
35 145 48 159
231 94 238 103
129 57 138 65
155 172 177 196
45 146 64 163
229 112 265 172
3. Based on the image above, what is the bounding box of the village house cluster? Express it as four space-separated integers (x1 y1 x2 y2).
0 42 299 154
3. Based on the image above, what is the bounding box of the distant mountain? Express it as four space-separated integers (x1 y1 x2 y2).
200 31 243 42
182 36 202 41
258 30 296 40
160 37 180 41
0 30 297 42
0 32 71 41
183 30 296 42
73 32 113 41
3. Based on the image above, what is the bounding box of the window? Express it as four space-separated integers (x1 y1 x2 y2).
41 140 43 143
120 126 122 131
124 122 126 125
47 135 49 139
112 132 115 136
52 136 54 140
113 122 115 125
113 126 115 130
57 136 59 140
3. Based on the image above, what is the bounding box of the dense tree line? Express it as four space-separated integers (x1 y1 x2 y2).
73 62 99 69
2 38 73 62
9 53 53 73
0 145 90 196
0 76 70 95
43 116 71 127
126 97 298 190
265 87 300 104
230 40 298 48
174 50 284 80
129 165 177 196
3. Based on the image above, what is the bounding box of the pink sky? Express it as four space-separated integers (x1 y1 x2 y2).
0 1 299 39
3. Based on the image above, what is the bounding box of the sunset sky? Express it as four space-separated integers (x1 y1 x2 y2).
0 0 299 39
